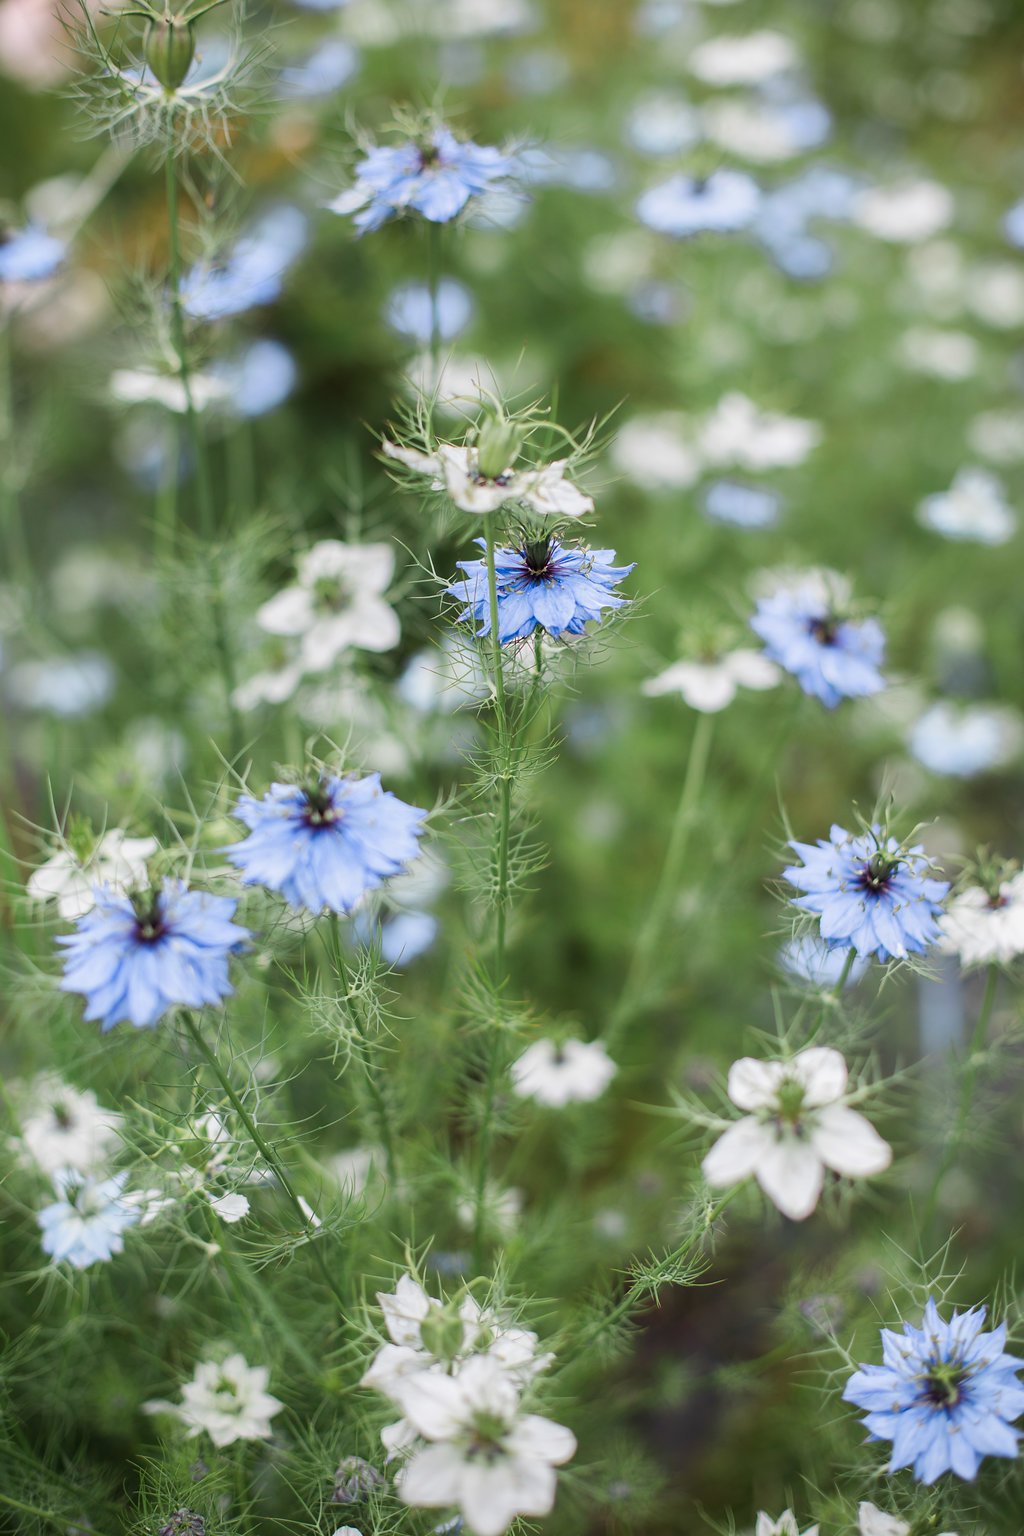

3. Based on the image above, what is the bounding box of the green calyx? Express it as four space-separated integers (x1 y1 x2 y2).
475 415 526 481
419 1304 466 1364
145 16 196 91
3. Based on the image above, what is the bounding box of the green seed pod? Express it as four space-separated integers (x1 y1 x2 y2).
145 16 196 92
475 413 526 481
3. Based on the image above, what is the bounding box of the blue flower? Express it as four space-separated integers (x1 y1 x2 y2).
226 775 427 915
784 824 949 962
181 206 309 322
384 279 473 344
843 1298 1024 1483
38 1169 141 1269
279 39 359 98
779 935 868 988
58 880 249 1030
750 570 885 707
327 127 514 233
1005 198 1024 249
447 536 634 644
0 225 65 283
701 479 781 528
210 339 298 418
636 169 760 237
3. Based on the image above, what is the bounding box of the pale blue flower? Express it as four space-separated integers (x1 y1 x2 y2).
210 339 298 418
844 1298 1024 1483
636 169 760 237
1005 198 1024 249
226 775 427 916
702 479 780 528
779 935 868 987
0 225 65 282
38 1169 141 1269
784 824 949 962
327 127 515 233
279 39 359 98
58 880 249 1031
384 279 473 344
181 206 309 321
447 536 634 643
750 571 885 707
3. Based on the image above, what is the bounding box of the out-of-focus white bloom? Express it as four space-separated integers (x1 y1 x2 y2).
778 936 869 989
756 1513 819 1536
857 1502 957 1536
702 1047 891 1221
968 407 1024 463
698 392 821 470
909 701 1023 777
939 873 1024 968
14 1076 123 1175
232 658 305 712
456 1184 523 1240
643 647 780 712
510 1038 616 1106
397 636 489 714
396 1355 576 1536
916 468 1016 545
854 179 954 243
327 1144 382 1197
625 92 701 155
383 441 593 519
27 828 158 920
965 261 1024 329
110 367 231 413
256 541 400 673
610 412 701 490
702 97 827 164
688 29 798 84
145 1354 284 1446
6 652 114 716
898 326 978 379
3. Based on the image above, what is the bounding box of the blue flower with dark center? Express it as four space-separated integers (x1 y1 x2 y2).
0 225 65 283
38 1169 141 1269
636 169 761 237
326 127 515 233
58 880 249 1030
181 206 308 322
226 775 427 915
784 824 949 962
750 570 885 707
843 1298 1024 1483
446 536 635 644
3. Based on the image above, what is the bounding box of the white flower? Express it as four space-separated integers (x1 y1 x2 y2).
756 1513 819 1536
145 1353 283 1447
643 648 780 712
688 29 798 84
231 658 305 712
967 407 1024 464
395 1355 576 1536
27 828 159 921
857 1502 957 1536
14 1076 123 1176
610 412 701 490
702 1046 892 1221
256 540 400 674
854 179 954 243
939 874 1024 968
207 1191 250 1223
898 326 978 379
110 367 231 413
965 261 1024 329
510 1038 617 1107
916 468 1016 545
383 440 593 518
456 1183 523 1239
698 393 821 470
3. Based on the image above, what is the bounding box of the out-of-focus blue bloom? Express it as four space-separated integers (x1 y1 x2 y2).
354 909 439 967
628 281 684 326
843 1298 1024 1483
447 536 634 643
58 880 249 1031
384 279 473 344
38 1169 141 1269
211 339 298 418
908 701 1023 778
6 652 115 717
279 39 359 98
750 572 885 707
779 935 868 987
784 824 949 962
755 165 860 279
636 170 760 237
702 479 781 528
326 127 514 233
181 206 309 321
1005 199 1024 248
625 92 701 157
0 225 65 282
226 775 427 916
518 145 617 193
284 0 349 12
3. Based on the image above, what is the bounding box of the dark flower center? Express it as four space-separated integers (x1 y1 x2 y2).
131 891 166 943
52 1101 73 1130
303 785 341 829
465 1413 509 1462
808 614 839 646
857 851 901 894
921 1359 967 1409
418 145 441 169
473 471 513 487
522 535 557 578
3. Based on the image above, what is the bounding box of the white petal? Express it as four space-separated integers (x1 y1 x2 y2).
257 586 314 636
508 1414 577 1465
460 1456 556 1535
723 648 782 691
382 439 442 476
702 1117 772 1187
399 1442 467 1508
397 1370 471 1441
207 1192 250 1223
858 1504 910 1536
810 1105 892 1178
727 1056 785 1110
756 1137 825 1221
790 1046 847 1106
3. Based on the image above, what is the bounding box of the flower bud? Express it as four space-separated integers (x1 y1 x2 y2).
475 415 525 481
158 1513 205 1536
145 17 196 92
331 1455 385 1504
419 1304 466 1363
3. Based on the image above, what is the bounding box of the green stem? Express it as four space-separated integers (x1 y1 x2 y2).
922 962 999 1232
0 312 31 591
473 516 513 1272
322 921 399 1187
608 710 715 1044
182 1011 349 1317
0 1489 115 1536
831 946 857 998
426 221 442 400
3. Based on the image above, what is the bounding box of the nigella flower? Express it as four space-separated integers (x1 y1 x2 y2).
636 169 761 237
327 126 515 233
843 1298 1024 1483
226 775 427 916
750 569 885 707
784 825 949 962
0 224 65 283
58 880 250 1031
447 535 634 644
145 1354 284 1447
38 1168 141 1269
939 866 1024 969
384 439 593 519
181 206 309 322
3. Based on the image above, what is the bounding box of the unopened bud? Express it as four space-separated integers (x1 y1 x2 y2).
419 1305 466 1363
158 1512 205 1536
475 415 524 481
331 1455 385 1504
145 17 196 91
